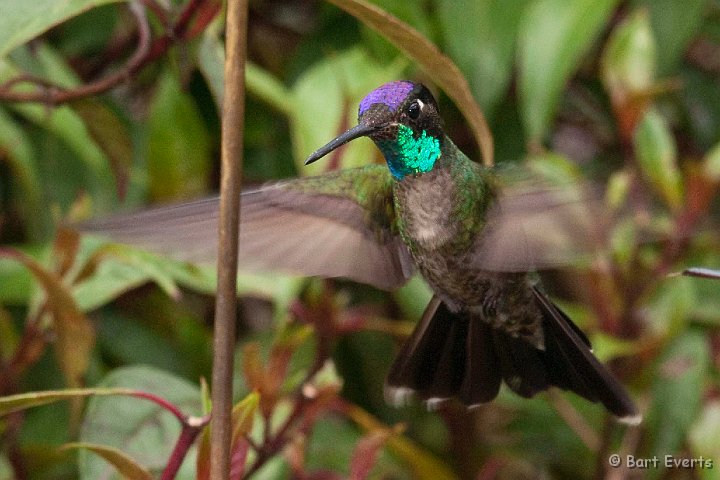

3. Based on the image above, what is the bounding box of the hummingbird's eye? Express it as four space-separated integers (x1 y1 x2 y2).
407 101 421 120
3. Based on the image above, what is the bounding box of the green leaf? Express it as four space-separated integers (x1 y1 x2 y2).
147 70 212 201
225 391 260 479
704 141 720 181
197 18 294 116
646 276 696 336
589 332 639 363
0 309 19 362
681 69 720 150
0 0 125 58
605 169 633 210
22 99 118 211
0 454 11 478
304 415 369 475
16 38 81 87
3 45 117 212
98 246 182 300
506 390 599 474
525 152 583 184
436 0 531 118
689 400 720 478
324 0 494 166
359 0 434 61
237 272 305 321
196 16 226 110
95 311 198 379
646 330 709 464
0 256 35 305
11 43 132 199
72 258 157 312
0 388 137 417
143 257 218 296
290 47 406 173
633 108 684 210
601 8 656 99
70 99 133 199
518 0 618 143
246 62 294 117
609 218 638 272
632 0 707 76
231 391 259 441
0 106 48 239
392 275 432 321
79 366 201 479
61 443 152 480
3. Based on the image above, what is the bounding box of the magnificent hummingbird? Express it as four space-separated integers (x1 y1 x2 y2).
85 80 640 424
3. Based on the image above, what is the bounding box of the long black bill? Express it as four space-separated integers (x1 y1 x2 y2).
304 123 379 165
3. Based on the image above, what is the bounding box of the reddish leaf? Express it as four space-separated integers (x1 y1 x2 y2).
185 0 222 39
266 343 293 396
242 338 298 416
285 435 306 476
0 248 94 390
349 428 396 480
343 402 455 480
242 342 273 415
52 227 80 277
195 427 210 480
229 438 250 480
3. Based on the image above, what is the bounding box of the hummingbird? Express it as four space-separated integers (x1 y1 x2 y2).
85 80 640 424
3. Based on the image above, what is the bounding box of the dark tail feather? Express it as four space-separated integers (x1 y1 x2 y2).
385 291 640 424
531 287 640 424
386 297 478 403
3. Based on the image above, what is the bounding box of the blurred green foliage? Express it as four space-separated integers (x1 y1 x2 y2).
0 0 719 479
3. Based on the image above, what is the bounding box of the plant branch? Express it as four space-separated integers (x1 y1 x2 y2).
0 1 151 104
241 337 333 479
209 0 248 477
130 391 188 423
0 0 219 105
161 414 211 480
546 389 600 451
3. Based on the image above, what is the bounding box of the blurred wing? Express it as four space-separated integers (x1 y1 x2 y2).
472 178 607 272
81 167 414 291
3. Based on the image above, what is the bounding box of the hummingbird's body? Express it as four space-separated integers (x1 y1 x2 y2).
86 80 640 423
394 141 540 326
391 143 544 347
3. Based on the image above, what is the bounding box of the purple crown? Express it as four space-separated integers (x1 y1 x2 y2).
358 81 415 116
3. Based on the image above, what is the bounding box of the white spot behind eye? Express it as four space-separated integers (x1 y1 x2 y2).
416 99 425 111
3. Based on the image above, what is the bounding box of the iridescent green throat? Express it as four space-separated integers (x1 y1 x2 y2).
377 124 441 180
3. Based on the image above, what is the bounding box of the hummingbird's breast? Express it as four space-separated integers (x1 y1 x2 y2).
393 163 544 347
393 165 493 304
393 167 460 248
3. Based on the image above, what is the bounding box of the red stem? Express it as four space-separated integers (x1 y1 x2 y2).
130 391 187 423
161 414 211 480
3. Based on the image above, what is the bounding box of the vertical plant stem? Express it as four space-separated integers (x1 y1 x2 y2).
210 0 248 478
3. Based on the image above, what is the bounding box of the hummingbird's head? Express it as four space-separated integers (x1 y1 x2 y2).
305 81 444 180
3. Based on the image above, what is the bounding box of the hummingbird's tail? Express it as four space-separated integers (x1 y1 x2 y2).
385 288 641 424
